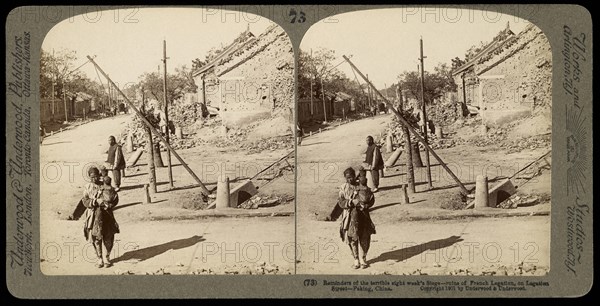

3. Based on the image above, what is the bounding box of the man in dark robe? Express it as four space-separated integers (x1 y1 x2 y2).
364 135 384 192
106 136 126 191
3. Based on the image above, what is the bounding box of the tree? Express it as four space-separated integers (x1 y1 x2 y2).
138 65 197 108
298 48 355 99
41 48 108 117
397 62 457 106
40 49 84 100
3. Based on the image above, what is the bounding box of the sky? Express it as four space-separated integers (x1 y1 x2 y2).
42 8 274 88
300 8 531 89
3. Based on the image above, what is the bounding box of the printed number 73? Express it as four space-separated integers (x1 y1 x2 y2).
289 8 306 23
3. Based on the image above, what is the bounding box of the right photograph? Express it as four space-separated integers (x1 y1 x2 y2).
296 8 552 275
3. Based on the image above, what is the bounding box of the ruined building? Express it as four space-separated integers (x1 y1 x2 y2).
452 22 552 126
191 24 294 128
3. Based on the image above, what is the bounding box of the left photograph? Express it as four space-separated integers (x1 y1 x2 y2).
39 8 295 275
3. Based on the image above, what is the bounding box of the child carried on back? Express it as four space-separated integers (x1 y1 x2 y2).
355 175 374 211
99 176 118 209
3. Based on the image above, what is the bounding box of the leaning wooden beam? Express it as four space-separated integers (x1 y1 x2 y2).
250 150 294 181
343 55 469 195
87 56 211 195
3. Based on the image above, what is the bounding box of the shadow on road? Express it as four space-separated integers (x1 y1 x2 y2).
113 201 142 211
41 141 73 146
378 181 430 192
113 235 205 263
122 172 147 179
370 199 425 212
300 141 331 147
369 235 463 264
118 181 177 191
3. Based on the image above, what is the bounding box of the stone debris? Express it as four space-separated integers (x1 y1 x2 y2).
380 113 551 153
180 192 210 210
146 267 170 275
192 268 215 275
439 191 468 210
113 269 134 275
238 194 294 209
191 263 290 275
443 263 549 276
123 115 293 153
120 25 294 154
497 194 543 209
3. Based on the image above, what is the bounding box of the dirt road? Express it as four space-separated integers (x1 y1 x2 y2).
297 216 549 275
40 114 295 274
41 216 294 275
296 114 551 274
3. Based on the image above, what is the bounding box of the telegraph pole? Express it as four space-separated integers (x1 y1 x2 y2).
419 37 433 189
321 76 327 123
162 40 174 188
63 81 68 122
108 74 113 114
461 73 468 117
366 74 372 113
310 49 314 115
51 49 56 120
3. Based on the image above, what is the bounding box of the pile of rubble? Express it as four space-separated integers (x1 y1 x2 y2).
426 99 463 128
191 262 290 275
455 125 551 153
180 191 210 210
439 190 468 210
170 100 209 128
122 114 293 153
238 193 294 209
462 262 549 276
379 112 458 151
497 192 549 209
238 136 293 154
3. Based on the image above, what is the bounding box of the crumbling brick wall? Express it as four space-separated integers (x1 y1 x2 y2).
456 23 552 115
478 24 552 113
195 24 294 127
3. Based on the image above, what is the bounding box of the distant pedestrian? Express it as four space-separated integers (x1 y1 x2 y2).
106 136 126 191
296 123 303 146
364 136 384 192
156 110 167 135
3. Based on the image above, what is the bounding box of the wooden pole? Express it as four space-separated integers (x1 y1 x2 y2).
51 80 55 120
162 40 174 189
51 49 56 120
461 73 468 117
145 126 157 193
366 74 372 114
108 75 112 114
201 77 206 105
63 82 68 122
420 37 433 189
343 55 468 195
310 49 314 116
404 127 415 193
320 76 327 123
87 55 211 195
